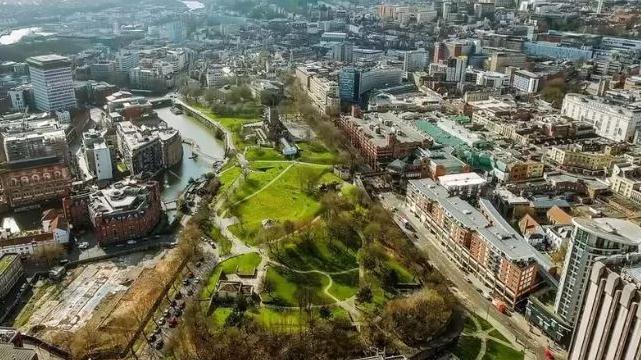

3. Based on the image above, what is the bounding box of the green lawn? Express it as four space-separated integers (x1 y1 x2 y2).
483 339 524 360
209 307 234 327
261 266 333 307
473 313 494 331
272 232 359 273
328 271 359 300
218 166 242 194
227 164 340 244
463 316 478 334
297 141 337 164
245 147 284 161
453 336 482 360
250 307 305 332
202 253 262 297
488 329 510 343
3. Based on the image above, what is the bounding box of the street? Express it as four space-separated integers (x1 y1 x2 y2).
378 192 566 360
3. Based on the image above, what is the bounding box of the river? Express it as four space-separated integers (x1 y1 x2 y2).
155 107 226 206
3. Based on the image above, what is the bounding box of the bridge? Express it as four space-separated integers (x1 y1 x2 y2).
182 137 223 164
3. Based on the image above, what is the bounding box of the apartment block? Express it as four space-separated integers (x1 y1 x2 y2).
407 179 552 308
0 254 23 298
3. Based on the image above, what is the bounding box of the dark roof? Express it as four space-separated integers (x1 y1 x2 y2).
0 344 37 360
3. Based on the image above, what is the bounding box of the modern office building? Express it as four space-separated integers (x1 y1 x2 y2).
82 130 113 181
512 70 541 94
523 41 594 61
569 253 641 360
0 254 23 298
561 93 641 143
359 67 403 95
339 67 360 104
554 218 641 326
295 65 340 115
403 48 428 72
26 55 77 112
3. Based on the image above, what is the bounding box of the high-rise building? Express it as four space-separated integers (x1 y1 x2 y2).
403 48 428 72
332 42 353 63
82 130 113 181
569 253 641 360
554 218 641 326
26 55 77 112
339 67 360 104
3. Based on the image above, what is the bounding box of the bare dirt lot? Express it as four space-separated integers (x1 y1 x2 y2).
17 249 184 358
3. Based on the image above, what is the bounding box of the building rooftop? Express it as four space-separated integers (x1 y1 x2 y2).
409 179 552 269
0 254 17 274
438 172 487 189
343 112 429 148
573 217 641 247
26 54 70 69
88 179 158 219
0 344 35 360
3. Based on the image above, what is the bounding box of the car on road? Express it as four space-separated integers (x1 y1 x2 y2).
182 279 190 286
174 308 183 317
78 242 90 250
127 240 137 245
168 317 178 328
157 318 166 326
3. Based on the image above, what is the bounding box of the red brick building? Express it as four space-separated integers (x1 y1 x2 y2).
338 112 431 171
0 162 72 209
406 179 552 308
63 178 161 246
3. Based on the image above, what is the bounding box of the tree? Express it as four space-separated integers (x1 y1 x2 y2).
319 306 332 319
551 243 568 268
381 289 454 347
356 286 373 303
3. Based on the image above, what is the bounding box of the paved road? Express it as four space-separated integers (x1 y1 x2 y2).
378 192 565 360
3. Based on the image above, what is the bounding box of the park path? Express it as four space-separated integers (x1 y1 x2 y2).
464 312 522 360
227 163 294 209
266 259 360 320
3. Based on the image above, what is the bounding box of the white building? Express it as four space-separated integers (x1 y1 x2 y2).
26 55 77 112
561 93 641 142
438 172 487 199
206 64 225 88
83 130 113 181
512 69 540 94
555 218 641 327
403 48 428 73
115 51 139 73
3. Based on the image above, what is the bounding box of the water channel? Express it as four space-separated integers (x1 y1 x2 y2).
155 106 226 205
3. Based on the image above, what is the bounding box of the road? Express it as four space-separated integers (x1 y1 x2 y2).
378 192 566 360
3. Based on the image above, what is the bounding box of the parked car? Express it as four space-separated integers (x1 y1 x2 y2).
168 317 178 328
154 339 164 350
127 240 137 245
78 242 90 250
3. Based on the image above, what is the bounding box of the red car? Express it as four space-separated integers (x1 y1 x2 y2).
168 316 178 328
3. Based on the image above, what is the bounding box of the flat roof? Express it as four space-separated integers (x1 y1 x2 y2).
438 172 487 188
26 54 71 69
574 217 641 247
0 254 17 274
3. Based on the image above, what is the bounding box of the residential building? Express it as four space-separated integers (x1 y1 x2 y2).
0 254 22 298
82 130 113 181
115 51 139 73
561 93 641 143
437 172 487 199
338 112 431 170
569 253 641 360
512 70 540 94
116 121 182 174
0 210 69 257
0 117 69 165
487 52 526 72
406 179 552 308
609 161 641 204
26 55 77 112
547 146 613 174
63 178 162 246
554 218 641 327
105 91 154 122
